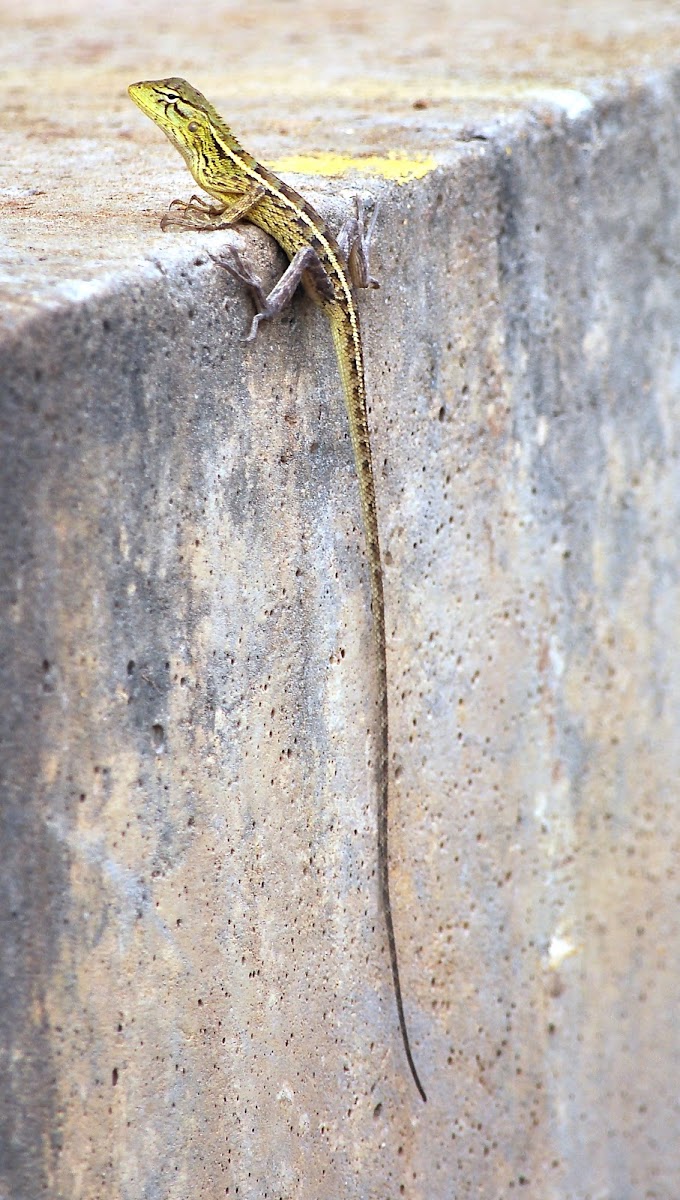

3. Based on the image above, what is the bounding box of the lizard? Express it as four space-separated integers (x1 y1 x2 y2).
128 77 426 1103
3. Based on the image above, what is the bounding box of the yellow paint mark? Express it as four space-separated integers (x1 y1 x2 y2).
268 150 437 184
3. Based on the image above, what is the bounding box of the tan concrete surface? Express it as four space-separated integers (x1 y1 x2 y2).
2 3 680 1199
3 0 680 319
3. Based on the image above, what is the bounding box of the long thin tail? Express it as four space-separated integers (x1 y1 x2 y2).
373 570 427 1105
330 312 427 1103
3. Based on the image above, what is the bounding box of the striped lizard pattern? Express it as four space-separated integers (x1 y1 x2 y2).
128 78 426 1102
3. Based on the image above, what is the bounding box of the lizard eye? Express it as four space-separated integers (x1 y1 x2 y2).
188 120 199 132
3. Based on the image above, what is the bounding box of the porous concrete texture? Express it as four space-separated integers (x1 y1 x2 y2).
2 3 680 1198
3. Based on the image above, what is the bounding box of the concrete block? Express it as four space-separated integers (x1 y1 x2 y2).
2 8 680 1197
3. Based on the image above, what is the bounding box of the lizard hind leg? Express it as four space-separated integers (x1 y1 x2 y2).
209 245 270 340
337 195 380 291
210 241 321 341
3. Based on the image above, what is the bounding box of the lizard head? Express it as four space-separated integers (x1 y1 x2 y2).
128 77 244 182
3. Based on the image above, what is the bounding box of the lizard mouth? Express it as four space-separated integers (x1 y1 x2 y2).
128 82 168 125
128 83 152 116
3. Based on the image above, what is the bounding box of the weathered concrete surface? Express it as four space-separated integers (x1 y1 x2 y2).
2 3 680 1199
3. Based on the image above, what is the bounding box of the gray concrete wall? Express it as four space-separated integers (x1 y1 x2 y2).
2 5 680 1198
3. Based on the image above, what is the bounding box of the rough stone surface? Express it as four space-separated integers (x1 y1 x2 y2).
2 4 680 1199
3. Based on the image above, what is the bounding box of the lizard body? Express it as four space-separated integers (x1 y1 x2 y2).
128 78 426 1103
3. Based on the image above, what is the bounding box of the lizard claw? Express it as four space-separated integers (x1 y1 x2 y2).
209 247 269 336
337 192 381 291
246 312 265 342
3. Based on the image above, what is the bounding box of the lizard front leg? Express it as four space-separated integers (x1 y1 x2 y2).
160 182 266 232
